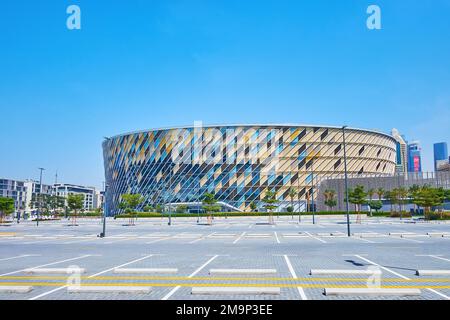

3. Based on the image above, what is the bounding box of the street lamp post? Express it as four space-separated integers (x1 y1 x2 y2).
197 183 200 224
297 175 301 223
37 167 45 227
342 126 351 237
100 183 108 238
162 173 171 226
311 160 316 225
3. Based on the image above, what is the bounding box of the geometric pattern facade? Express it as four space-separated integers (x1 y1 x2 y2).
102 125 397 215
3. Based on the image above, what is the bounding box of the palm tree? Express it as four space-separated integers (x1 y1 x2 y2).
376 188 384 201
409 185 420 214
397 187 409 219
288 188 297 219
384 190 395 214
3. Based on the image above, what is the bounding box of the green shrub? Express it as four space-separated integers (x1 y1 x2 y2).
115 211 388 219
425 212 450 220
389 212 412 218
176 205 188 214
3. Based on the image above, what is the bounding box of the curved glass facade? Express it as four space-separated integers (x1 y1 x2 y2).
102 125 397 214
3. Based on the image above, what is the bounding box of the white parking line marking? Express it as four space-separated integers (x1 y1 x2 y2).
428 255 450 263
232 232 246 244
161 255 219 300
283 255 307 300
189 233 216 244
352 237 376 243
23 238 61 245
0 255 92 277
63 237 97 244
396 237 424 243
304 232 327 243
354 255 450 300
104 237 138 244
274 232 281 244
0 254 40 261
146 237 172 244
29 254 155 300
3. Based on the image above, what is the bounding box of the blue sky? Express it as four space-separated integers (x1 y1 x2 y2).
1 0 449 188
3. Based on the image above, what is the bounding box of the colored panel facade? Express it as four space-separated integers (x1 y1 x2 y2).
434 142 448 171
407 142 422 173
102 125 397 215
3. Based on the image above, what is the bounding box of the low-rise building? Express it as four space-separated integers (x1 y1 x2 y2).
53 183 96 211
0 178 27 210
0 178 100 215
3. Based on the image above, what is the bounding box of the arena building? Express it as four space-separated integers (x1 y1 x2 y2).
102 125 397 214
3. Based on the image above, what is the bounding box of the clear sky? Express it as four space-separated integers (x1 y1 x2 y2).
1 0 449 188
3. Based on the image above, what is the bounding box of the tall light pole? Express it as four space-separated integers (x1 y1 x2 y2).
100 136 111 235
197 182 200 224
342 126 351 237
100 182 108 238
168 173 172 226
311 159 316 225
297 174 301 223
37 167 45 227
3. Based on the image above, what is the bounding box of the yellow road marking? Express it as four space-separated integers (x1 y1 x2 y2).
1 275 450 282
0 282 450 289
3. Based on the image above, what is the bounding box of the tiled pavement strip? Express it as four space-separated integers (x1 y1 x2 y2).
1 216 450 300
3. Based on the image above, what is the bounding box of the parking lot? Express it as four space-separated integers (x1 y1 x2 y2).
1 215 450 300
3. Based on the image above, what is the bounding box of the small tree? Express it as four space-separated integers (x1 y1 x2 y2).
262 191 279 225
288 188 297 219
202 193 220 225
249 201 257 212
51 195 66 216
368 200 383 213
414 186 445 219
346 185 367 223
67 194 84 226
176 204 188 214
121 193 144 225
0 197 15 223
143 205 154 213
347 186 367 211
376 188 385 201
409 185 421 213
324 189 337 212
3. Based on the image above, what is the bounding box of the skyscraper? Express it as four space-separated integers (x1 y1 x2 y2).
407 141 422 173
434 142 448 171
391 128 408 174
